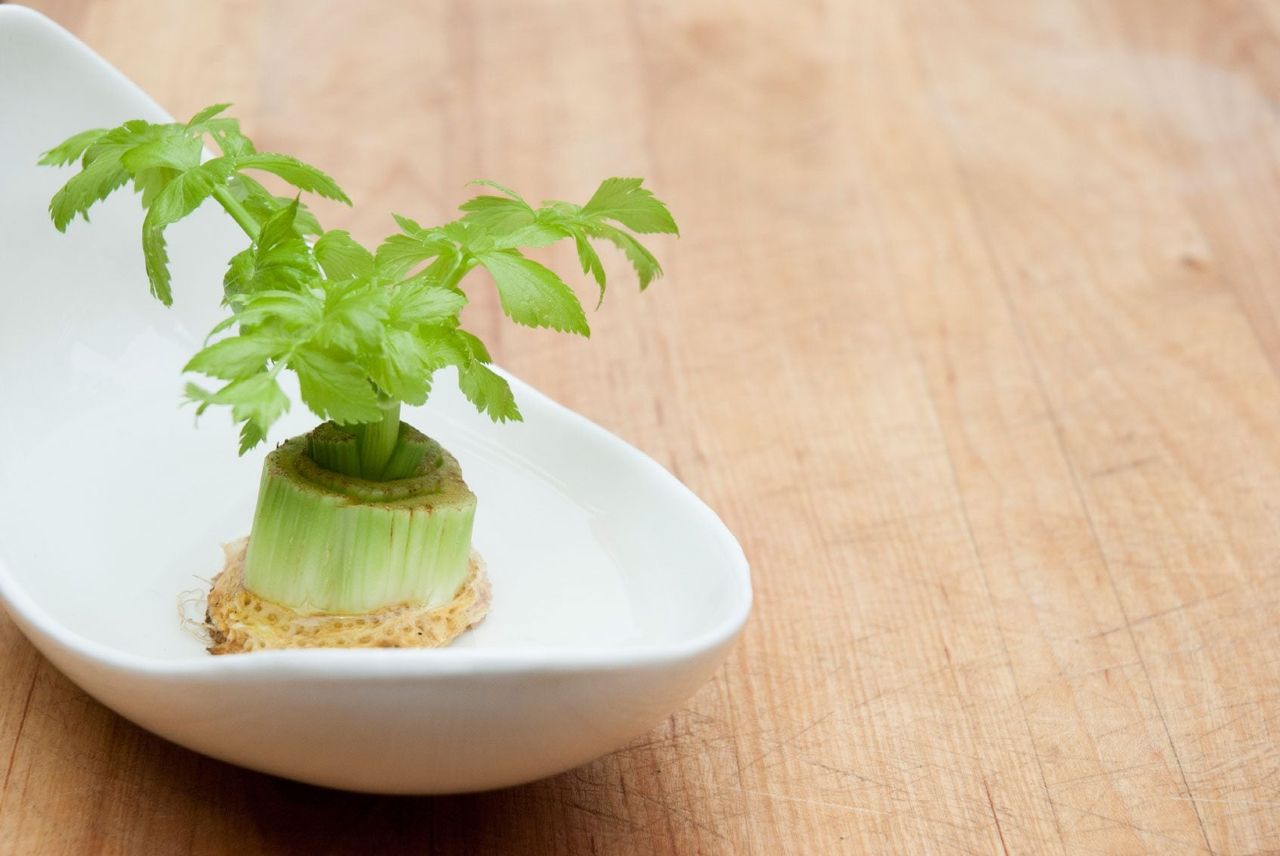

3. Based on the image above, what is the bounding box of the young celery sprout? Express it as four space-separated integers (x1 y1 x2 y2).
41 104 678 653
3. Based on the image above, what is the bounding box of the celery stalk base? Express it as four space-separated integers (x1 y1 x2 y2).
242 424 477 615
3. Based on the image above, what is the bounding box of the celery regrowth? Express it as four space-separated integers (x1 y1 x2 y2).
41 104 676 636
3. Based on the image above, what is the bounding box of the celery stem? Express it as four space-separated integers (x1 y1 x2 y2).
243 429 477 613
441 255 479 290
356 398 401 479
210 184 261 243
380 424 433 480
307 424 362 476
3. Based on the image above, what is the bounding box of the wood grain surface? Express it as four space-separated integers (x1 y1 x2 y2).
5 1 1280 852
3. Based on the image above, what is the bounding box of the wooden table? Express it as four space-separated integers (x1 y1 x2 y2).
5 1 1280 852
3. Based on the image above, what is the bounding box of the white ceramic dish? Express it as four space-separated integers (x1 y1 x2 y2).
0 6 750 794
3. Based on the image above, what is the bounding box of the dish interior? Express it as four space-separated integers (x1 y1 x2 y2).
0 7 747 663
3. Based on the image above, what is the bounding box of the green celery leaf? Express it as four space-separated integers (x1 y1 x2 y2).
187 373 290 454
232 289 325 331
392 213 424 232
389 278 467 325
119 131 202 174
289 345 382 423
237 420 268 455
184 106 256 158
184 381 216 416
312 277 389 352
289 201 323 236
47 153 131 231
38 128 109 166
457 360 521 422
203 118 255 158
574 232 607 305
489 222 567 250
315 230 374 280
475 250 589 336
235 152 351 204
228 174 320 234
80 120 170 166
535 193 670 292
241 200 319 294
581 177 679 234
145 157 233 224
468 179 526 201
365 328 432 404
585 222 663 290
64 121 184 218
376 217 459 279
183 331 290 380
375 235 459 280
185 103 232 129
363 326 461 405
222 373 290 426
440 219 489 251
132 166 181 208
453 328 492 363
459 194 534 234
142 157 235 304
222 248 256 301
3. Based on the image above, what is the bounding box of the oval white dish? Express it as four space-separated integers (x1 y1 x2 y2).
0 5 750 794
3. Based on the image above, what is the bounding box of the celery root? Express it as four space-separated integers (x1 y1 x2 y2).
207 538 490 653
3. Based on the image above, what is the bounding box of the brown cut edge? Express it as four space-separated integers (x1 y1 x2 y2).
205 537 491 654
